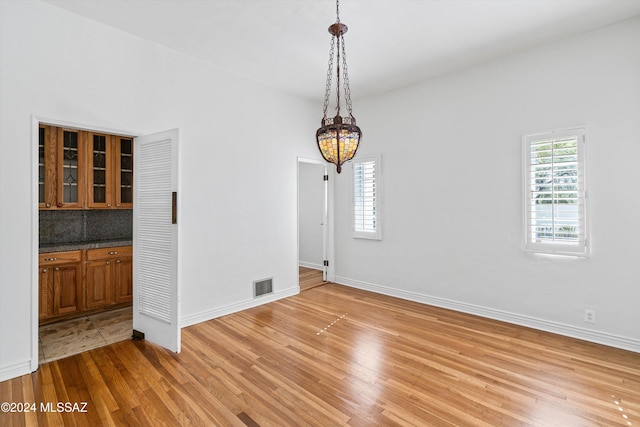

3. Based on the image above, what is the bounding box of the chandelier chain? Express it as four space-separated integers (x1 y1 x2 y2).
335 34 341 117
336 0 340 22
322 37 336 119
340 37 353 116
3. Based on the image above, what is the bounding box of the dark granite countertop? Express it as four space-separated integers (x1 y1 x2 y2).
39 240 133 253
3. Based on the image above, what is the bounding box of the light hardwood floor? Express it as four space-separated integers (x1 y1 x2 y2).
2 283 639 426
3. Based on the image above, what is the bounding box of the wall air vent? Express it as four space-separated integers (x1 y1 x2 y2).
254 277 273 298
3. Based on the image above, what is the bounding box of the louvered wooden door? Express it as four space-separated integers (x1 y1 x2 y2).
133 129 180 352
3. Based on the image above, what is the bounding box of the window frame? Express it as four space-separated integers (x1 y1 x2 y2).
352 154 382 240
522 126 589 257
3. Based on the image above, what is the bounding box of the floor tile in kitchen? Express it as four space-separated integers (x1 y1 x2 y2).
39 307 132 364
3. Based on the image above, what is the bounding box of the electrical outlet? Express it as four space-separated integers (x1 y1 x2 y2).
584 309 596 324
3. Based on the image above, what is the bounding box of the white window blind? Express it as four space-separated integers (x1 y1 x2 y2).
353 155 381 239
523 127 588 256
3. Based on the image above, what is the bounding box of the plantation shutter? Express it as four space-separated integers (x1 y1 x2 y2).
524 128 588 256
353 155 381 239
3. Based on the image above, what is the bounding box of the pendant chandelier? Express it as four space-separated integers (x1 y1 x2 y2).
316 0 362 174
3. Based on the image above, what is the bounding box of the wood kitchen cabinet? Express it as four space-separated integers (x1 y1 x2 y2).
114 136 134 208
57 128 86 208
39 125 133 210
85 246 133 309
113 251 133 303
38 125 57 209
39 246 132 323
87 133 134 209
38 251 83 321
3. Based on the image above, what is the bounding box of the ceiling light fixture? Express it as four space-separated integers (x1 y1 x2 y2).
316 0 362 174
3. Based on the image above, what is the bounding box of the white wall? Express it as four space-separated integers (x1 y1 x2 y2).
0 0 319 380
298 162 325 269
334 17 640 351
2 1 638 383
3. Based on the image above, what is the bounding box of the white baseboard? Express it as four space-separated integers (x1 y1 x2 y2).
298 261 324 271
0 359 32 382
335 276 640 354
180 287 299 328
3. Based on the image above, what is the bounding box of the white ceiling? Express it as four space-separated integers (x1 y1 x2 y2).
44 0 640 102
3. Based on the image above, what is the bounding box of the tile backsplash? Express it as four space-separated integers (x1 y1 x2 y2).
39 210 133 245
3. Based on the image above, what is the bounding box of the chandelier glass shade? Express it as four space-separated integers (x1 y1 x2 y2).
316 0 361 174
316 118 361 174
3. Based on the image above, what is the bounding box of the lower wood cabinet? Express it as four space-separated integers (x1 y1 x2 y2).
86 246 133 309
114 255 133 304
85 259 112 309
39 251 83 321
39 245 132 323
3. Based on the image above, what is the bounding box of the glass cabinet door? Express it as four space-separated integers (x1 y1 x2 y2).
38 126 46 205
116 137 133 208
87 133 113 208
56 128 84 208
38 125 57 208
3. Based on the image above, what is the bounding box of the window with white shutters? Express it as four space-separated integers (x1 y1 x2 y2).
353 155 381 240
523 127 588 256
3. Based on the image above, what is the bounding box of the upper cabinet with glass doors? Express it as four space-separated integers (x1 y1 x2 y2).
38 125 57 209
86 132 113 208
58 128 86 208
115 136 133 208
39 124 133 210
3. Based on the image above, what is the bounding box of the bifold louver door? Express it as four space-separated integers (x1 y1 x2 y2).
133 129 180 352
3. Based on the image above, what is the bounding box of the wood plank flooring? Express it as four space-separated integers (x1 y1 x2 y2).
2 283 639 426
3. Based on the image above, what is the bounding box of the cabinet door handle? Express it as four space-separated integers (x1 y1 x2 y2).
109 251 118 255
116 260 121 264
107 203 111 207
44 257 57 262
54 267 59 271
106 261 110 265
42 269 47 273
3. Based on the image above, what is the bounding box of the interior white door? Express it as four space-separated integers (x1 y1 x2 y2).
321 165 328 282
133 128 180 352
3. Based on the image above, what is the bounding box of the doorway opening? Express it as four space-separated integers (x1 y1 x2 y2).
36 122 134 364
32 119 181 369
297 158 333 292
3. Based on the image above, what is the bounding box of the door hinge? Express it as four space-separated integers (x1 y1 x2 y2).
323 174 329 181
323 260 329 267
